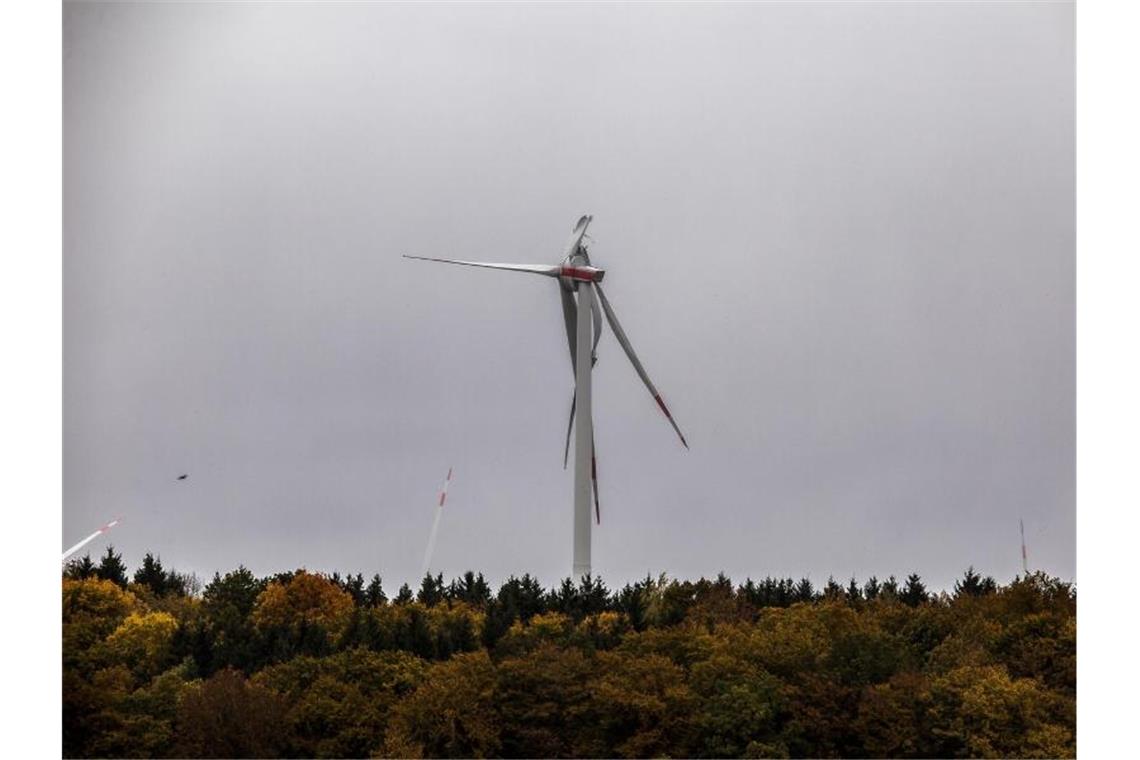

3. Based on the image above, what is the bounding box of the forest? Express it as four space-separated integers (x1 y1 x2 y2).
63 548 1075 759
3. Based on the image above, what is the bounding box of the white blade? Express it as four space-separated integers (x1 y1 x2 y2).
594 282 689 449
421 508 444 579
62 518 121 563
403 255 560 278
420 468 452 577
562 287 603 468
590 289 603 364
560 287 578 371
562 215 593 259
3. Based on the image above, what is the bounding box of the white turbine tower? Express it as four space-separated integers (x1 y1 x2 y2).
62 517 122 564
405 215 687 578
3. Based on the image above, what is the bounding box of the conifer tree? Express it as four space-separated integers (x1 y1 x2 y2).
417 573 445 606
881 575 900 598
345 573 366 606
365 574 387 607
823 576 844 600
64 553 96 580
954 566 997 598
901 573 928 606
96 544 129 588
134 552 169 595
863 576 881 600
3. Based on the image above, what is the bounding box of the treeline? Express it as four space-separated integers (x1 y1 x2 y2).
63 548 1075 758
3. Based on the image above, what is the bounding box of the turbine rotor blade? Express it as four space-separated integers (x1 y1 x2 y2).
421 468 452 577
592 434 600 524
62 517 121 563
403 255 561 278
594 282 689 449
560 286 578 372
562 215 594 259
590 287 603 365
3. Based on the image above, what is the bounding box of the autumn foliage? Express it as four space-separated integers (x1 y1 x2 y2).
62 553 1075 758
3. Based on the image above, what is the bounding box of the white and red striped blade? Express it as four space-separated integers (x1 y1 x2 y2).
594 282 689 449
438 467 453 508
62 516 122 562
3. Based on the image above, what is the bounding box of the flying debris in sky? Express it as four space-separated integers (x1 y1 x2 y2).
176 474 188 481
421 467 452 578
405 215 688 579
62 517 122 563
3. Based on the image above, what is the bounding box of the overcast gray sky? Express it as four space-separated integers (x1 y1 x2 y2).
64 1 1073 593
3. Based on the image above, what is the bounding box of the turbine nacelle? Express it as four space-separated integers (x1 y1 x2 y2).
559 265 605 283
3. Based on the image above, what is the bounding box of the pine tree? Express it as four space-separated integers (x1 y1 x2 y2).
845 577 863 604
794 577 816 603
470 572 492 608
166 569 199 597
365 574 387 607
96 545 129 588
881 575 900 598
417 573 445 606
823 576 844 600
578 574 610 618
395 583 414 605
954 566 998 598
616 577 651 631
64 553 97 580
901 573 928 606
549 578 580 618
134 552 169 595
863 576 881 600
345 573 366 606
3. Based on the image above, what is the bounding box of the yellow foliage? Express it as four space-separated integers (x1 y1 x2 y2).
252 570 355 636
380 651 500 758
98 612 178 681
63 577 138 623
63 578 139 669
745 603 846 676
929 665 1072 758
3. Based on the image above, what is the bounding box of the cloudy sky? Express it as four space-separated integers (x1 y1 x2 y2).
64 1 1073 593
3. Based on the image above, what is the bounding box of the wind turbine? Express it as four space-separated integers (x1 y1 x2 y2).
405 215 687 578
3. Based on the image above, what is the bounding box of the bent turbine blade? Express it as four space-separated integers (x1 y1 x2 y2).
562 215 594 259
403 255 561 278
594 282 689 449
